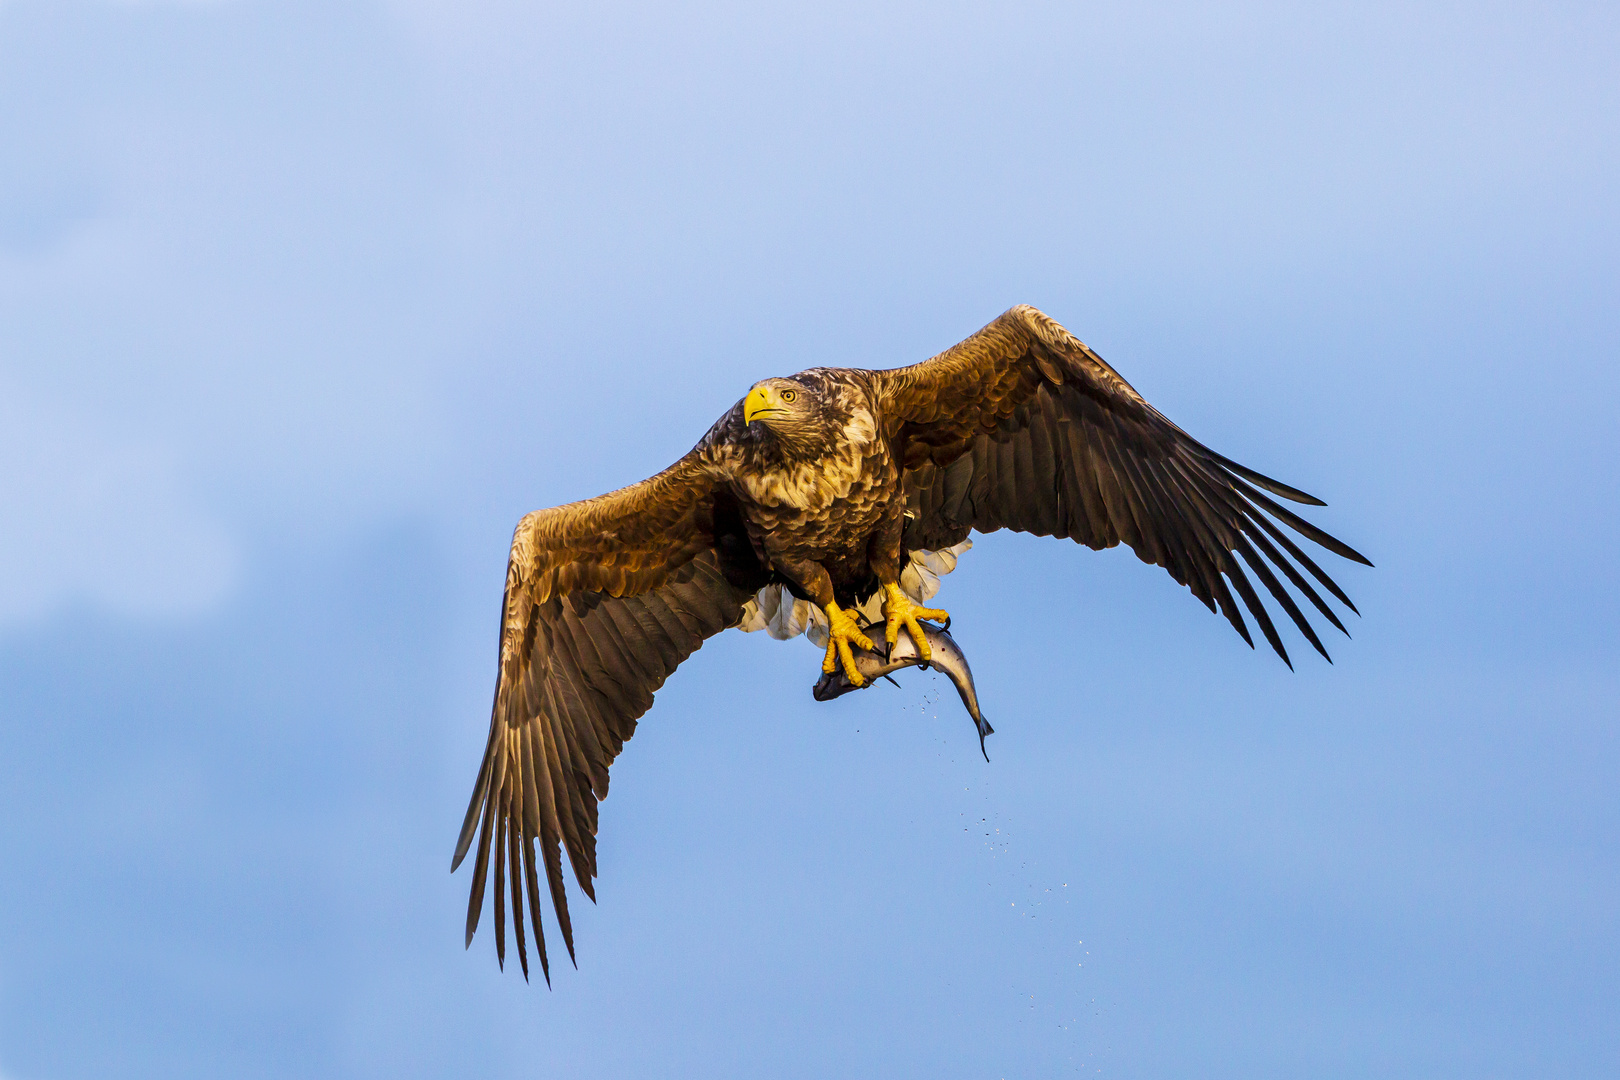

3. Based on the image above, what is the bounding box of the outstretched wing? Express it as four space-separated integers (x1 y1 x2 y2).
451 452 756 983
874 305 1371 665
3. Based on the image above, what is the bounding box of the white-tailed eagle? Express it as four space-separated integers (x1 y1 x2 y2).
452 305 1370 982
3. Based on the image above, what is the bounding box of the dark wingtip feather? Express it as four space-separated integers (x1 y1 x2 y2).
1232 477 1374 569
508 824 530 982
1239 511 1348 643
1204 450 1327 505
463 786 497 949
454 685 505 872
1338 546 1373 568
1225 559 1291 667
1233 534 1333 666
492 813 508 971
522 837 551 988
559 894 578 967
451 774 489 873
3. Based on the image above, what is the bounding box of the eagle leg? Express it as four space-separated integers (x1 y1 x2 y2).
881 581 950 664
822 601 876 686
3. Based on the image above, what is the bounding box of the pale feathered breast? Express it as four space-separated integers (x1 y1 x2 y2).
720 410 880 512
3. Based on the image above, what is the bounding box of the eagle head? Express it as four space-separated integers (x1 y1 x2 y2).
742 377 834 454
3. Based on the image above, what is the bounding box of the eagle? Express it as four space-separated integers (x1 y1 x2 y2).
452 305 1370 982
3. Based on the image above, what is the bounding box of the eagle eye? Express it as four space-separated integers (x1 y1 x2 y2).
782 389 797 403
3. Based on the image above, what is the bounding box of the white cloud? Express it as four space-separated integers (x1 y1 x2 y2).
0 381 237 627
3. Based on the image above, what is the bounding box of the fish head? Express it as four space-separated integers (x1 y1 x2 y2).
812 669 859 701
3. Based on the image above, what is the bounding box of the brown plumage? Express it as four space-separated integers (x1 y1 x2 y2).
451 304 1371 982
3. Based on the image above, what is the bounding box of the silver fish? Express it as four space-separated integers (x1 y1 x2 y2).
812 620 995 759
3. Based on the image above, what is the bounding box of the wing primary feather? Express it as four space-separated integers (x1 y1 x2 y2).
454 592 517 872
492 778 509 971
1234 493 1363 616
550 679 605 896
1121 453 1193 583
1134 459 1225 609
452 687 505 872
464 728 508 948
1112 437 1198 586
507 807 529 981
538 678 598 903
533 670 588 892
1171 471 1280 658
518 729 553 986
1156 458 1260 623
525 719 577 965
527 630 595 881
1168 456 1332 657
1228 475 1373 567
1165 455 1334 655
456 735 498 880
1145 454 1256 642
1223 557 1292 668
1239 514 1349 636
1210 566 1254 648
1231 533 1330 662
1197 446 1328 506
462 804 491 947
523 838 551 986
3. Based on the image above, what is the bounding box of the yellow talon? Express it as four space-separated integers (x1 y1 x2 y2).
882 582 949 663
821 601 875 686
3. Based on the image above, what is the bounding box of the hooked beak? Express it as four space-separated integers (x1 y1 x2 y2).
744 385 781 425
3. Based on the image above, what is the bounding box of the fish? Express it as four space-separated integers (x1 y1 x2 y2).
812 619 995 759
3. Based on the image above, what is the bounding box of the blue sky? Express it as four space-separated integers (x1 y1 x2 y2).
1 1 1616 1077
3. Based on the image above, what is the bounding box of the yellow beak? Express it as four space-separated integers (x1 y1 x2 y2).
744 385 775 424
